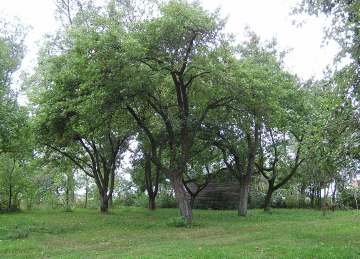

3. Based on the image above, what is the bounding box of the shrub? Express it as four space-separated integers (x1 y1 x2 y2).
338 188 360 209
133 193 149 208
284 195 300 208
272 192 287 208
157 192 177 208
248 191 266 209
118 193 137 206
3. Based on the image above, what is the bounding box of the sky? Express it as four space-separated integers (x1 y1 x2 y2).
0 0 339 91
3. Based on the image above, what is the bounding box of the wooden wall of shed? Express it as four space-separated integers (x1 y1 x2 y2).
190 181 241 210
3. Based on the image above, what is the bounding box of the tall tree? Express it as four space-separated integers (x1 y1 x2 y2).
124 0 233 222
30 6 132 212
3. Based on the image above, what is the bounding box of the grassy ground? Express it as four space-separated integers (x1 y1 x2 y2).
0 208 360 258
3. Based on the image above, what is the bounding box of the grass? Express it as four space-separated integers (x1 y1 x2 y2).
0 208 360 258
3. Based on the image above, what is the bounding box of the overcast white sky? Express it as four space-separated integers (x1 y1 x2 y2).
0 0 339 82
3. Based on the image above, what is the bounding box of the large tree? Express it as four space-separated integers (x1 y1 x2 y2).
124 0 234 222
30 6 132 212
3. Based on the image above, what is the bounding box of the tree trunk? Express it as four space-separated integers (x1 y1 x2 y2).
310 187 315 208
238 175 251 216
317 187 322 209
109 194 113 208
332 180 337 209
84 176 89 208
99 192 109 213
8 182 12 209
148 195 156 210
171 173 192 223
65 185 70 211
264 188 274 212
299 184 306 208
190 195 195 209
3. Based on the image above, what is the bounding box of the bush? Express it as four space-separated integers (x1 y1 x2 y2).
272 192 287 208
338 188 360 209
133 193 149 208
157 192 177 208
284 195 300 209
118 192 137 207
248 191 266 209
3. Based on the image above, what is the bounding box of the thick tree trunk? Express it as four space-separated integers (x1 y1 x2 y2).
264 188 274 212
238 175 251 216
171 173 192 223
238 123 259 217
148 195 156 210
99 193 109 213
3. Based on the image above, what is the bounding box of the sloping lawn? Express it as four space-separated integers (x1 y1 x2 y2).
1 208 360 258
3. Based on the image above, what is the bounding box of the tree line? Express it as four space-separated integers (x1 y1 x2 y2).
0 0 358 223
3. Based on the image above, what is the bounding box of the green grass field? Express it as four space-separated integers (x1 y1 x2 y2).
1 208 360 258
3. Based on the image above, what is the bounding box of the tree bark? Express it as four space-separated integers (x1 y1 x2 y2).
171 173 192 223
264 187 274 212
190 195 195 209
238 123 259 217
8 182 12 209
65 185 70 211
317 187 322 209
8 159 15 210
148 195 156 210
99 192 109 213
299 184 306 208
332 180 337 209
310 187 315 208
84 176 89 208
238 175 251 216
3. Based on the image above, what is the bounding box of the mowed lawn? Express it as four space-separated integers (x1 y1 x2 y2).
1 208 360 258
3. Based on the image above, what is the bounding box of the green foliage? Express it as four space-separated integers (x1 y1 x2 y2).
248 190 266 209
157 192 177 208
338 187 360 209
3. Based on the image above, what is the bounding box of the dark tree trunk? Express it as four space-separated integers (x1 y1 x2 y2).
317 187 322 209
65 185 70 211
190 195 195 209
109 194 113 208
310 187 315 208
171 173 192 223
99 192 109 213
8 159 15 209
8 182 12 209
299 184 306 208
264 187 274 212
144 148 160 211
148 195 156 210
238 175 251 216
